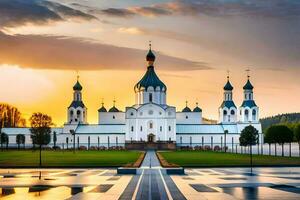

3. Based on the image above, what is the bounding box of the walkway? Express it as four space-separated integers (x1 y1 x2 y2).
140 150 161 168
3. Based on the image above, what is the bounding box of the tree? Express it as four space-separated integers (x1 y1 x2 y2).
0 132 9 150
267 125 293 157
16 134 25 150
29 113 52 167
264 129 274 156
294 124 300 157
53 131 57 148
239 125 259 174
0 104 26 128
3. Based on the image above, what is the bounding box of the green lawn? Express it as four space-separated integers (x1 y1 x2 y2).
158 151 300 167
0 150 142 167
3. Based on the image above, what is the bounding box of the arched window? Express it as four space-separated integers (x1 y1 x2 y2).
168 126 171 131
70 110 74 116
160 126 162 132
230 110 235 115
149 122 153 129
77 110 81 115
185 115 188 119
131 126 134 132
252 109 256 115
140 126 143 131
149 93 153 102
130 112 134 116
245 110 249 115
113 115 115 119
223 110 227 115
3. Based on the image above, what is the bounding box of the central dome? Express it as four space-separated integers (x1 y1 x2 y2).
134 48 166 92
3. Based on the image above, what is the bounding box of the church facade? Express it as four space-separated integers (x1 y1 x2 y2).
3 46 262 149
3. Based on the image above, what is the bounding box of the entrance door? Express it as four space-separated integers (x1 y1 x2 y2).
148 134 155 143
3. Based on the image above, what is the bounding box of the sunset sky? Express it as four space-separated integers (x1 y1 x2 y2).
0 0 299 126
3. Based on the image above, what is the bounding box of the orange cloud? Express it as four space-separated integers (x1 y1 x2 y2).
0 31 210 71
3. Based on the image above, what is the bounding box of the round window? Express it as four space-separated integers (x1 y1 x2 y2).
148 110 153 115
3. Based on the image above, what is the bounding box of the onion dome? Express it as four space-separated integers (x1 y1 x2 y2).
109 106 119 112
134 46 166 92
146 49 155 62
98 102 107 112
73 80 82 91
182 101 191 112
108 100 120 112
224 76 233 90
243 76 254 90
193 102 202 112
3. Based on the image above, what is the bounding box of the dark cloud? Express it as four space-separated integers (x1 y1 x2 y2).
100 0 300 19
0 0 96 28
100 8 135 17
0 31 210 71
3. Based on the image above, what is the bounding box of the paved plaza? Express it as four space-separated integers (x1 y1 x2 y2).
0 152 300 199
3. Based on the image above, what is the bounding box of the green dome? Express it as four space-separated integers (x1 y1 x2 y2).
73 81 82 91
134 66 166 92
98 106 107 112
193 106 202 112
109 106 120 112
224 80 233 91
182 106 192 112
243 79 254 90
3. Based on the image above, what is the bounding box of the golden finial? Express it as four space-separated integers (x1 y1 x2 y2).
149 40 152 50
185 100 188 107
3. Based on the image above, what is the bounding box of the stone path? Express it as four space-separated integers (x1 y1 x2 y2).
140 150 161 168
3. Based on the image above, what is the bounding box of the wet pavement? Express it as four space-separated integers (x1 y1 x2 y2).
1 152 300 199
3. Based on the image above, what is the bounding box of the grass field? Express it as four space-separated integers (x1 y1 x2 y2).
0 150 142 167
158 151 300 167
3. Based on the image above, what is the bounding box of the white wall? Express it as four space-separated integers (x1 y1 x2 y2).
125 104 176 142
99 112 125 124
176 112 202 124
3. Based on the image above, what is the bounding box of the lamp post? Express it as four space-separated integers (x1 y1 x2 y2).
70 129 76 154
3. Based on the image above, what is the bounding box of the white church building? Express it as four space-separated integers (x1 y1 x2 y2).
3 46 262 150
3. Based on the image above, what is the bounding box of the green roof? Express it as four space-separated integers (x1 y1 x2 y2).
98 106 107 112
193 106 202 112
224 80 233 90
220 101 236 109
134 66 167 91
241 100 257 108
69 100 85 108
73 81 82 91
109 106 120 112
182 106 192 112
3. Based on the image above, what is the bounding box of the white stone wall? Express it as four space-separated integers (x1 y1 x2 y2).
125 103 176 142
176 112 202 124
98 112 125 124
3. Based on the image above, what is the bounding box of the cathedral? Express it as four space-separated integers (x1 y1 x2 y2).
3 46 262 150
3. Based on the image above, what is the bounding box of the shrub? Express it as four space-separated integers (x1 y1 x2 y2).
214 145 221 151
78 146 87 150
